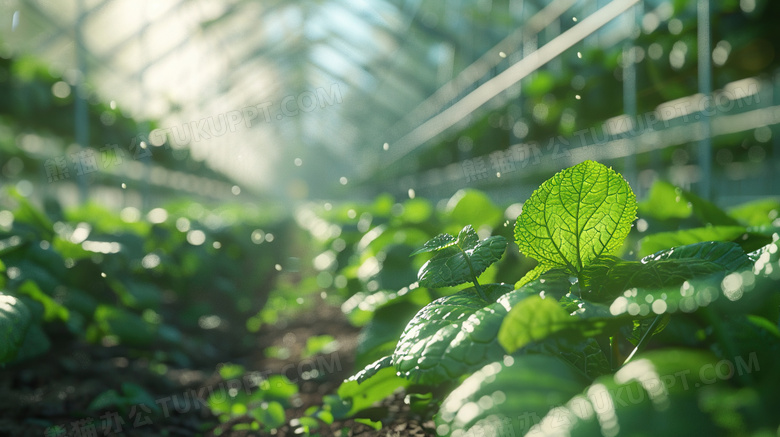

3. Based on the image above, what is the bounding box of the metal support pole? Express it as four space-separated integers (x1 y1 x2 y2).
773 70 780 192
697 0 712 199
75 0 89 204
622 3 638 193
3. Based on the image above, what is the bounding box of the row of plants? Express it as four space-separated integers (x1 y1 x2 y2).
3 159 779 435
288 160 780 436
0 187 290 415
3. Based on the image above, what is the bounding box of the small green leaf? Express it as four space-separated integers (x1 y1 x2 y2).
219 363 245 380
88 389 124 412
498 295 571 353
91 305 157 347
355 418 382 431
337 356 410 417
416 225 507 288
257 375 298 404
17 280 69 322
120 382 160 413
436 354 589 437
88 382 158 415
302 335 338 358
348 355 393 384
410 233 457 255
249 401 286 429
514 160 636 282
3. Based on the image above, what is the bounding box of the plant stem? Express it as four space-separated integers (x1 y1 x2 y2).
456 245 488 301
622 314 662 366
472 277 487 301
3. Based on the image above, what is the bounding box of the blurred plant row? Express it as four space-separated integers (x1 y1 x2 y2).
0 188 288 368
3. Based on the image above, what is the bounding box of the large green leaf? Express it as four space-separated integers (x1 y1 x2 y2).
531 337 611 379
435 354 590 437
514 160 636 286
643 241 752 271
353 300 423 368
0 294 31 364
533 350 742 436
498 295 571 353
416 225 507 288
444 189 503 231
638 226 750 257
728 198 780 227
580 256 723 303
10 323 50 363
16 280 69 322
393 276 572 384
579 241 751 304
637 180 692 221
393 283 515 384
500 290 631 355
638 180 741 226
607 240 774 318
7 189 54 240
90 305 157 347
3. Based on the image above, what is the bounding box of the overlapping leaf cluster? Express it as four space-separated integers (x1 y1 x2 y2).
329 160 780 437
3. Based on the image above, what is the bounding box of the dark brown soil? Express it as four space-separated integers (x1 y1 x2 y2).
0 296 437 437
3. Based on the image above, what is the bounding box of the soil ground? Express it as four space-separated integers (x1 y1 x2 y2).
0 295 437 437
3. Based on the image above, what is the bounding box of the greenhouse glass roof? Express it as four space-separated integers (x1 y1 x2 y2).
1 0 778 204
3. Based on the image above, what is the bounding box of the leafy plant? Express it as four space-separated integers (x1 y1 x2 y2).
514 160 636 287
207 364 298 433
413 224 507 299
88 382 160 415
328 161 780 437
